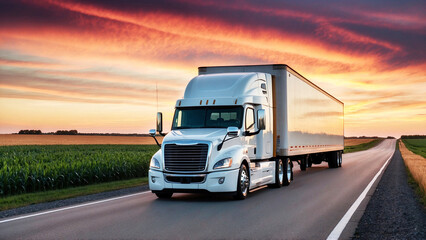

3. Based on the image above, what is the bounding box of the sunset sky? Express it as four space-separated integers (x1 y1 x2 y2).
0 0 425 137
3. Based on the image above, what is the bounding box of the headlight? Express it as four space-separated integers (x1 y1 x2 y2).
213 157 233 169
150 157 160 169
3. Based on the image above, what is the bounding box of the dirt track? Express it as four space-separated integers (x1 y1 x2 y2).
344 138 376 146
2 134 373 147
0 134 163 146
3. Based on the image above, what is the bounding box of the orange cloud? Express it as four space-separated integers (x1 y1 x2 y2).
0 0 424 136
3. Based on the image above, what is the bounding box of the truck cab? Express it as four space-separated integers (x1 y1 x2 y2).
149 72 285 199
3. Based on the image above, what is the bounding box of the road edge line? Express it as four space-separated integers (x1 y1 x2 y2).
0 191 150 224
326 149 395 240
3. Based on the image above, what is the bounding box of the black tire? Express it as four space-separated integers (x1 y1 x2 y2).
307 155 313 167
234 164 250 200
328 151 338 168
270 159 284 188
338 151 343 167
300 155 308 171
283 158 292 186
155 192 173 199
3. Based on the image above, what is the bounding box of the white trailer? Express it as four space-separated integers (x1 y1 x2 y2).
149 64 344 199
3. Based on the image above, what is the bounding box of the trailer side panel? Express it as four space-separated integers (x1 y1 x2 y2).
283 68 344 156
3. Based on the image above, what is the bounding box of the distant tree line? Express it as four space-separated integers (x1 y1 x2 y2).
55 130 78 135
18 130 78 135
345 136 380 139
18 130 42 134
401 135 426 139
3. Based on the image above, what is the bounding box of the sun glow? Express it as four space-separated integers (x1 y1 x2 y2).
0 0 425 137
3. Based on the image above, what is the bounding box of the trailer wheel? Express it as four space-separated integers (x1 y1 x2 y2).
269 159 284 188
234 164 250 200
338 151 343 167
155 192 173 199
307 155 313 167
300 155 308 171
328 152 338 168
283 158 292 186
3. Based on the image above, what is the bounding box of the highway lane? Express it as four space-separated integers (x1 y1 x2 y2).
0 139 396 240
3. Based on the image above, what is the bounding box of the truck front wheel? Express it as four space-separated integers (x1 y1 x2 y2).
234 164 250 200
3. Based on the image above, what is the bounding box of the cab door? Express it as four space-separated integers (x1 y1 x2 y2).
244 106 262 188
244 106 256 159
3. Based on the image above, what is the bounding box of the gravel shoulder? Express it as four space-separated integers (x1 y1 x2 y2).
353 147 426 239
0 184 150 219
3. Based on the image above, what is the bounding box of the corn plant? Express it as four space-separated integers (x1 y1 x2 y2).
0 145 158 196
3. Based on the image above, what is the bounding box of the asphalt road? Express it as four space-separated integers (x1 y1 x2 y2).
0 140 396 240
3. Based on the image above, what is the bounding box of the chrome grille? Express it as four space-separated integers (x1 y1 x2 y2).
164 144 209 172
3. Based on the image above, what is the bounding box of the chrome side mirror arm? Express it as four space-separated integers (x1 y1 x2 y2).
217 127 239 151
149 129 161 148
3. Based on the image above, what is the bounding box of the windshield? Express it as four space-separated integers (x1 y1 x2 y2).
172 106 243 129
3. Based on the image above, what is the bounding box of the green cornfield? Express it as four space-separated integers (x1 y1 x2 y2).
0 145 159 196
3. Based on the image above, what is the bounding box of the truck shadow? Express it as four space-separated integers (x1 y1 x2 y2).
153 185 276 202
152 165 332 202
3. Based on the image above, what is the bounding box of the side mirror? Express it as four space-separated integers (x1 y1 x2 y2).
257 109 266 130
227 126 239 136
149 129 156 136
218 126 240 151
156 112 163 133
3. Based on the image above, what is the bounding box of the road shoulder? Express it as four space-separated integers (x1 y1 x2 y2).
351 147 426 239
338 154 388 240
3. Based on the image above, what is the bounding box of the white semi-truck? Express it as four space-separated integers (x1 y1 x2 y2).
149 64 344 200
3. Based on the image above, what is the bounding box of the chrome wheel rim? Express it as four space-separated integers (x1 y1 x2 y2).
279 161 284 183
240 167 249 196
287 159 291 181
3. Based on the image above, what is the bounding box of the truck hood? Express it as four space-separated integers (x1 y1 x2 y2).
163 128 228 145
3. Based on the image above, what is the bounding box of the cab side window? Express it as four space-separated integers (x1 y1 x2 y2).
245 108 255 131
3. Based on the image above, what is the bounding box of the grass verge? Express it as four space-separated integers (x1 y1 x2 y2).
399 140 426 207
0 177 148 211
344 138 384 153
406 167 426 207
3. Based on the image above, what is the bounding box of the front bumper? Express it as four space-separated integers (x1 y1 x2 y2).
149 168 239 193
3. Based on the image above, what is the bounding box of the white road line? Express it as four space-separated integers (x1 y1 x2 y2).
0 191 150 224
326 150 395 240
